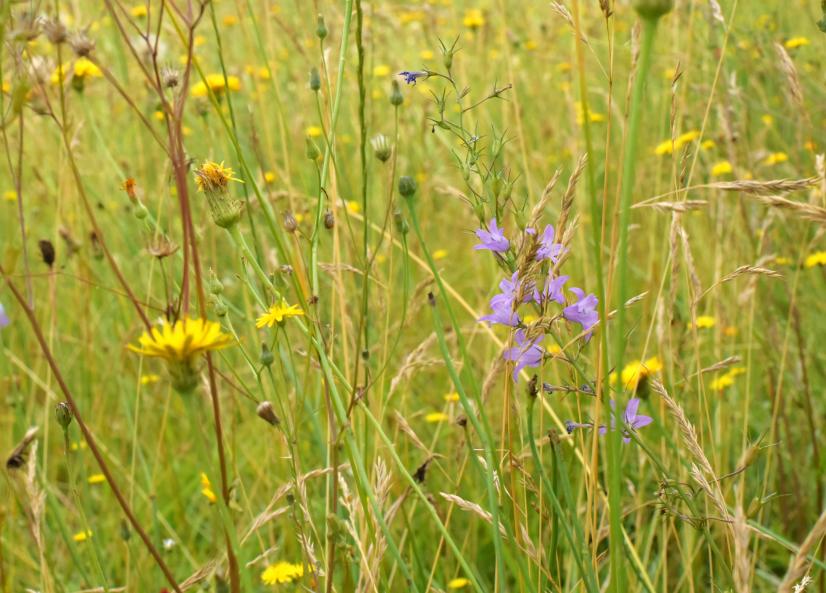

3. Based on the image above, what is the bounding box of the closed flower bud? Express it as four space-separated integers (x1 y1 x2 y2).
316 14 328 40
214 300 228 317
323 210 335 229
371 134 392 162
393 209 408 235
632 0 674 19
38 240 56 268
194 161 243 229
257 401 280 426
389 80 404 106
306 136 321 160
208 270 224 295
55 402 73 429
309 67 321 91
259 343 275 367
283 211 298 233
134 203 149 219
44 19 68 45
398 175 417 199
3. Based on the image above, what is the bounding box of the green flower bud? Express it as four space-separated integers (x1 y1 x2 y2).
389 80 404 106
208 270 224 295
309 67 321 92
55 402 73 429
393 209 408 235
260 343 275 367
306 136 321 161
214 300 228 317
134 203 149 220
632 0 674 19
398 175 417 199
316 14 328 40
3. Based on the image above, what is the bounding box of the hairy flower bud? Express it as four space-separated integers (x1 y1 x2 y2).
194 161 243 229
316 14 328 40
283 211 298 233
398 175 417 199
389 80 404 106
257 401 280 426
309 67 321 92
259 343 275 367
305 137 321 161
55 402 73 429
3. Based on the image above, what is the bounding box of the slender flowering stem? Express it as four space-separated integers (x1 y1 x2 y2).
610 15 661 593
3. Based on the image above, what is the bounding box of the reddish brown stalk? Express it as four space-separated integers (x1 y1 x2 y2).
0 265 182 593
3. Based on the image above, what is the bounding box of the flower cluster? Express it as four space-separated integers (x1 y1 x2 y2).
474 219 598 382
566 398 653 443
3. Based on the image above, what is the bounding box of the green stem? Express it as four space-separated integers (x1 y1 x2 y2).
609 15 660 593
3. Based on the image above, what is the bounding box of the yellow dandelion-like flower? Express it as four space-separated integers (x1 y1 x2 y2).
346 200 361 214
701 139 716 150
420 49 435 60
761 114 774 127
223 15 239 26
655 130 701 156
619 356 663 391
774 256 792 266
449 578 471 589
4 190 18 202
261 561 305 585
200 472 217 504
425 412 449 423
128 317 232 362
130 4 148 18
444 392 460 402
463 8 485 29
723 326 738 337
306 125 323 138
87 473 106 485
373 64 391 77
433 249 448 260
693 315 716 329
711 367 745 392
264 171 277 184
191 73 241 98
256 301 305 328
73 530 92 542
73 58 103 79
194 161 241 193
711 160 733 176
784 37 810 49
763 152 788 166
805 251 826 268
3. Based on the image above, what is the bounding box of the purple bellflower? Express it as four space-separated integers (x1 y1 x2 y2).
563 287 599 338
536 224 566 263
474 218 509 253
0 303 9 328
503 329 544 382
567 398 653 443
398 71 428 85
532 274 569 305
479 272 529 327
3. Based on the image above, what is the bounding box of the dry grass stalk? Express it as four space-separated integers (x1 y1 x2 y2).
695 264 782 304
440 492 507 536
710 177 820 196
733 504 752 593
774 43 804 108
527 168 562 230
392 410 431 454
556 153 587 234
634 199 707 212
777 509 826 593
700 356 742 375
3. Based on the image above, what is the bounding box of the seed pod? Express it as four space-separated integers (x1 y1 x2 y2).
309 67 321 92
323 210 335 229
316 14 328 40
55 402 73 429
389 80 404 106
256 401 280 426
38 240 56 268
283 211 298 233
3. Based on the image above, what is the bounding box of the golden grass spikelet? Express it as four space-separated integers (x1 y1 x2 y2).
777 509 826 593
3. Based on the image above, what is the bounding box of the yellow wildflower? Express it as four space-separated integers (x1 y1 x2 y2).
463 8 485 29
127 317 232 392
425 412 449 423
784 37 810 49
200 472 217 504
444 392 460 402
73 530 92 542
194 161 241 193
306 125 323 138
130 4 148 17
805 251 826 268
346 200 361 214
723 326 738 337
264 171 277 184
74 58 103 79
433 249 448 260
420 50 434 60
761 114 774 127
711 160 733 176
373 64 391 77
655 130 700 156
4 190 18 202
256 301 305 328
128 317 232 362
774 256 792 266
261 561 304 585
701 139 716 150
87 473 106 485
763 152 788 166
191 73 241 98
711 367 745 392
618 356 663 391
223 15 239 26
140 374 160 385
693 315 716 329
449 578 471 589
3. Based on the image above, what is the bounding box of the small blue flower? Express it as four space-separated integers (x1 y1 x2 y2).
398 70 428 85
474 218 509 253
0 303 9 328
503 329 544 382
562 287 599 339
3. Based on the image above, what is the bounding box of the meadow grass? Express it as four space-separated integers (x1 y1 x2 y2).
1 1 825 592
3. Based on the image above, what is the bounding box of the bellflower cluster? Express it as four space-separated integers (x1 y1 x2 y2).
474 219 599 382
